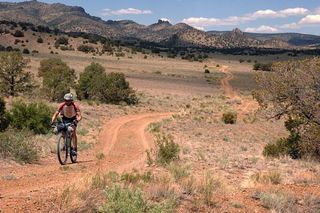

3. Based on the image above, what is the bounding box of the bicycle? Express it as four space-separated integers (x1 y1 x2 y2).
52 122 77 165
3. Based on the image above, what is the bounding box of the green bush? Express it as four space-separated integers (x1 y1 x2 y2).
7 101 54 134
0 98 9 132
54 36 68 48
39 58 76 101
0 130 39 163
99 184 176 213
12 30 24 37
263 132 300 159
76 62 105 100
253 62 272 71
100 72 138 105
222 112 237 124
155 133 180 165
37 37 43 43
22 48 30 54
76 63 137 105
99 184 148 213
77 44 95 53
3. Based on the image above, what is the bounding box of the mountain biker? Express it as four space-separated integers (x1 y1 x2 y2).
51 93 82 156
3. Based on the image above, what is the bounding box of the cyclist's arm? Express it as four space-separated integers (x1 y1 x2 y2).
76 110 82 122
75 103 82 122
52 103 64 124
51 111 60 124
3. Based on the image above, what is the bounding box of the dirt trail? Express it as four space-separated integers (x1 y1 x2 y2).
217 65 258 116
219 65 239 99
0 112 171 212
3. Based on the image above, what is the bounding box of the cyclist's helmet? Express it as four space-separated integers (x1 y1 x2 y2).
64 93 73 102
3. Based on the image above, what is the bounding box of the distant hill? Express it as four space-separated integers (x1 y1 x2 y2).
209 30 320 47
0 0 318 49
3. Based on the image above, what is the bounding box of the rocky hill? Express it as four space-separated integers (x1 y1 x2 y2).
0 0 306 49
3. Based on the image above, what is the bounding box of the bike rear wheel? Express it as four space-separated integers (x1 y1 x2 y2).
57 135 68 165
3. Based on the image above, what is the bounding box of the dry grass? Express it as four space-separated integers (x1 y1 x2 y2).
251 170 282 185
253 190 297 213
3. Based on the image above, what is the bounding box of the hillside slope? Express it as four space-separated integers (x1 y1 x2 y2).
0 0 297 49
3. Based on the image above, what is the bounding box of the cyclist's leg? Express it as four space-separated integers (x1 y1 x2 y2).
73 126 78 153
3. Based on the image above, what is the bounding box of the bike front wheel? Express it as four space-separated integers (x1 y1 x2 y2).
57 135 68 165
69 137 77 164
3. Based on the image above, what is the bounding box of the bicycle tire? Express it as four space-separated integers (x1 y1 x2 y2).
69 137 77 163
57 135 68 165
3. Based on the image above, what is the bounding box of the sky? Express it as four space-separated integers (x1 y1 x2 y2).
4 0 320 35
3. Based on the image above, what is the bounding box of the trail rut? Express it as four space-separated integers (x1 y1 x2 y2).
0 112 171 212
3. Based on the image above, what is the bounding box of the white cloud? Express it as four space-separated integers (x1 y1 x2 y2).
279 8 309 16
159 18 171 23
252 9 278 18
280 22 299 29
299 14 320 24
245 25 279 33
102 8 152 16
280 12 320 30
194 26 205 31
182 7 309 28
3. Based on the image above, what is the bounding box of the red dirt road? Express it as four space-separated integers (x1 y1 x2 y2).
0 112 171 212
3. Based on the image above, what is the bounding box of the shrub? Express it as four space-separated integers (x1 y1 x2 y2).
22 48 30 54
39 58 76 101
76 62 105 100
263 138 290 158
77 64 138 105
0 130 39 163
253 190 297 212
0 98 9 132
253 62 272 71
155 133 180 165
115 52 125 57
99 184 176 213
167 163 189 181
77 44 95 53
222 112 237 124
198 173 218 206
100 72 138 105
12 30 24 37
204 69 210 74
37 37 43 43
7 101 54 134
55 36 68 48
239 59 245 63
99 184 148 212
251 171 282 185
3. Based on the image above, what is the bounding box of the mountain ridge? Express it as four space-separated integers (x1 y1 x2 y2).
0 0 319 49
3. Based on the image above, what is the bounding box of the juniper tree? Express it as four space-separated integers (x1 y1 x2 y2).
0 52 34 96
254 57 320 159
39 58 76 102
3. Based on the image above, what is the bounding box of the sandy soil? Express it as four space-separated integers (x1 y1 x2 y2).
1 48 319 212
0 112 171 212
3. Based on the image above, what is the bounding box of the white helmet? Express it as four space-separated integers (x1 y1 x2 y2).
64 93 73 101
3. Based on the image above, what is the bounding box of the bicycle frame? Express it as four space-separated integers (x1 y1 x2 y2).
55 122 77 165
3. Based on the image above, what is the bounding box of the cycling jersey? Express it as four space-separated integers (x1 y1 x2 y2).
57 102 80 119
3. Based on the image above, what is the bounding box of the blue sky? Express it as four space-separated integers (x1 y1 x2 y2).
5 0 320 35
